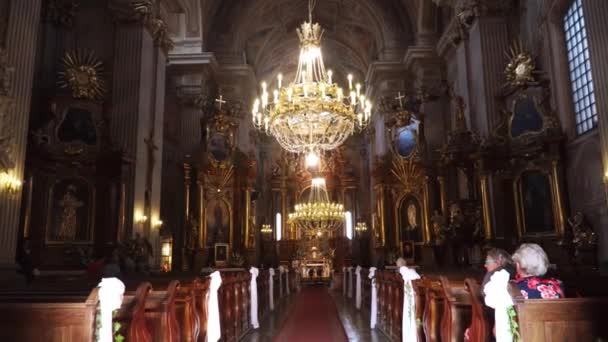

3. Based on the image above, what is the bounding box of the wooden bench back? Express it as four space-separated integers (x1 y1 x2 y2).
0 287 98 342
439 276 472 342
464 278 491 342
515 297 608 341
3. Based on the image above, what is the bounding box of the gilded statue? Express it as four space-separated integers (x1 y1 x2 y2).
185 215 199 250
57 185 83 240
568 211 597 257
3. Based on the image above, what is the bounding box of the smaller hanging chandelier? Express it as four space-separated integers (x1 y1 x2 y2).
288 177 345 236
260 224 273 235
251 0 372 156
355 222 368 233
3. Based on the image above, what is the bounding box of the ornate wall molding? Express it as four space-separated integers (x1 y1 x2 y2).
0 48 15 172
43 0 79 28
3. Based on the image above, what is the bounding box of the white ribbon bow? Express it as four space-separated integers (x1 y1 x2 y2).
399 266 420 342
207 271 223 342
250 267 260 329
369 267 378 329
269 268 275 310
97 277 125 342
484 270 514 342
355 266 362 309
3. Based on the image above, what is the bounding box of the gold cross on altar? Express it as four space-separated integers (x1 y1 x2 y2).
395 92 405 109
215 95 226 110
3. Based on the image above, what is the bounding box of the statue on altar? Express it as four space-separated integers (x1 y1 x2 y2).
567 211 597 265
57 185 83 241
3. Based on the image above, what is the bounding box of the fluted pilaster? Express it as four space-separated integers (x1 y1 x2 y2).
468 17 510 135
0 0 41 266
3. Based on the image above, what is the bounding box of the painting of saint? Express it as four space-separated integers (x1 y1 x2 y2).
206 200 230 246
396 128 417 158
400 196 422 242
49 179 92 242
510 96 543 138
208 133 230 161
57 107 98 145
521 171 554 234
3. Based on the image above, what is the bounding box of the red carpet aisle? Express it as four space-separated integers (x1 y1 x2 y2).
273 285 348 342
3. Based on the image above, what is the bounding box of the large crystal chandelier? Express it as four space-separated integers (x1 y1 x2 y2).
252 0 372 155
288 177 345 236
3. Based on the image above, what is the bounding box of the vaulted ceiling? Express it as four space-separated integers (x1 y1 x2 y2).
199 0 415 83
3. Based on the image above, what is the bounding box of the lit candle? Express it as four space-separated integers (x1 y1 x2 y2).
359 95 365 106
337 88 343 101
264 117 269 131
358 113 363 126
347 74 353 89
328 70 333 84
303 84 308 97
262 92 268 108
277 73 283 88
261 81 267 92
273 89 279 104
320 84 326 98
350 91 356 105
302 71 307 83
287 88 293 103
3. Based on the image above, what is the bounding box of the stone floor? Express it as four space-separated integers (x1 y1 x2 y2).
241 286 389 342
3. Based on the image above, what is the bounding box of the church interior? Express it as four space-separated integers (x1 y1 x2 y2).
1 0 608 341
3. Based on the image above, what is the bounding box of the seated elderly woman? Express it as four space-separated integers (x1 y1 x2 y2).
482 248 515 287
512 243 564 299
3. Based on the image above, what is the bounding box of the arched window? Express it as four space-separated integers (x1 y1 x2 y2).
564 0 597 135
275 213 282 241
345 211 353 240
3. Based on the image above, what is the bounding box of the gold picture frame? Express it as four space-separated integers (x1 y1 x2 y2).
214 243 229 267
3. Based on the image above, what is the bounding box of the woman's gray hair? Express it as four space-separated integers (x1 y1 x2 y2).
486 248 513 267
512 243 549 276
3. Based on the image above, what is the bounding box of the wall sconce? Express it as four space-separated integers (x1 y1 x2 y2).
134 211 148 224
0 171 22 194
161 238 172 272
355 222 368 233
152 218 163 228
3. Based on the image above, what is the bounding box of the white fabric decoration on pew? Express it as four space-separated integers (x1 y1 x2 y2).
348 266 354 298
355 265 362 309
399 266 420 342
250 267 260 329
278 266 285 297
207 271 223 342
369 267 378 329
97 277 125 342
484 269 514 342
343 267 347 296
269 268 275 310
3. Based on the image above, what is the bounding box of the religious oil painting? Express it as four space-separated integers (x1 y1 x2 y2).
214 243 229 267
400 195 422 242
394 116 420 159
47 178 93 243
206 200 230 246
402 241 415 261
57 106 98 145
208 132 230 162
510 96 543 138
520 171 555 234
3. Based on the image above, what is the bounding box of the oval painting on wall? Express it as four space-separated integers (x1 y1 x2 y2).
396 128 417 158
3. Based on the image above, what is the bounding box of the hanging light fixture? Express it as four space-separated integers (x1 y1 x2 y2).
252 0 372 157
288 176 345 236
260 224 273 235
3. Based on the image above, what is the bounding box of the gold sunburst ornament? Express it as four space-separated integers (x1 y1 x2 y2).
57 49 106 101
504 41 536 87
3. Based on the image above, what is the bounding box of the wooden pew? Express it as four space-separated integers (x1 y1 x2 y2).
422 278 444 342
439 276 471 342
464 278 491 342
219 271 252 342
0 287 98 341
514 294 608 341
257 269 269 317
140 280 180 342
115 282 154 342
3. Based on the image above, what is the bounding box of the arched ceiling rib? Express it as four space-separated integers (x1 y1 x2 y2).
201 0 415 81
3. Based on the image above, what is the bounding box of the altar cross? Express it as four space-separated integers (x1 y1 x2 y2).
395 92 405 109
215 95 226 110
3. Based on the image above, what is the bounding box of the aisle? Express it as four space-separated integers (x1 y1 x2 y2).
273 285 348 342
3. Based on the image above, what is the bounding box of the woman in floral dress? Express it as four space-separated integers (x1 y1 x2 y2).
512 243 565 299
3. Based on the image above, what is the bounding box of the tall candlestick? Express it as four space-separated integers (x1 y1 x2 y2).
356 83 361 97
278 73 283 88
328 70 333 84
348 74 353 89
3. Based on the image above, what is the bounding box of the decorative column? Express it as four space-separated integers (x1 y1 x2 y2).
479 173 493 240
109 6 170 265
0 0 42 267
437 176 448 214
244 186 252 248
197 178 205 248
